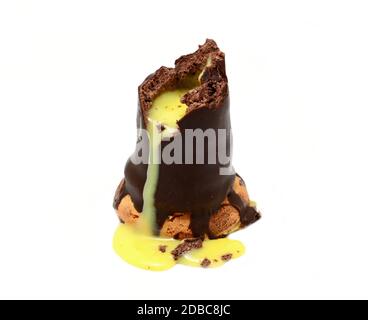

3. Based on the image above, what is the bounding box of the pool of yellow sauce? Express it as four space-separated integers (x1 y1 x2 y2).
113 224 245 271
113 87 246 271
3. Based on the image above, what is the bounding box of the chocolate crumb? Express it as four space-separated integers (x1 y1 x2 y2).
171 238 203 260
201 258 211 268
159 245 167 253
221 253 233 262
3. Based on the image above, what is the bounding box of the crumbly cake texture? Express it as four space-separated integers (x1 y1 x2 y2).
116 176 260 239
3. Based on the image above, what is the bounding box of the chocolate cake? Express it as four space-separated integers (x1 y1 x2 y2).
113 39 260 240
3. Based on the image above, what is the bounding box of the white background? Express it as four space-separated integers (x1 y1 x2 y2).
1 0 368 300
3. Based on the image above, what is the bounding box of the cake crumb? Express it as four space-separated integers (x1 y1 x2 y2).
221 253 233 262
171 238 203 260
159 245 167 253
201 258 211 268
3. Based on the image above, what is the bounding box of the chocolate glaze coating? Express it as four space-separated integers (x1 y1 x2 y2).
116 98 235 236
113 39 260 237
155 98 234 236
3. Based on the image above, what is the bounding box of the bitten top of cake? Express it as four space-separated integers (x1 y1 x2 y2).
138 39 229 123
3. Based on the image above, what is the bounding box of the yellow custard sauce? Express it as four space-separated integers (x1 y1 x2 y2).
148 89 189 128
113 224 245 271
138 89 190 234
113 88 246 271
